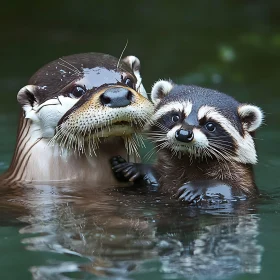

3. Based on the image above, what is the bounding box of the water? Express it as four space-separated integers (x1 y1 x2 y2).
1 1 280 279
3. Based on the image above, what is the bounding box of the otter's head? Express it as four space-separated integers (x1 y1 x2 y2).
17 53 153 155
148 80 264 164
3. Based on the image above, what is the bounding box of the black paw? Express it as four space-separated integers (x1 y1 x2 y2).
110 156 141 182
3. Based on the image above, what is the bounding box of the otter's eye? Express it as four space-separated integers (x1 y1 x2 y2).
69 86 86 98
172 114 180 122
124 78 134 88
205 122 216 132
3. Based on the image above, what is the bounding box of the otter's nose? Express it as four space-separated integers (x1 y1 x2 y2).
175 129 194 143
100 88 132 108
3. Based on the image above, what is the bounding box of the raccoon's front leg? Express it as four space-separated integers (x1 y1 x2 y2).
176 180 237 204
110 156 159 189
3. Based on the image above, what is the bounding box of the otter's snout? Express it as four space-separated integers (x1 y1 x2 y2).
175 129 194 143
100 87 133 108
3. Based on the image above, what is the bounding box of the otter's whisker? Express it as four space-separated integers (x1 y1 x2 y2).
116 39 129 70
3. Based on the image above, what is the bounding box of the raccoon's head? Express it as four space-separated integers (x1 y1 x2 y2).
148 80 264 164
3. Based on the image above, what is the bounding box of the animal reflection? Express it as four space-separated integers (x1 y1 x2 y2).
1 183 263 279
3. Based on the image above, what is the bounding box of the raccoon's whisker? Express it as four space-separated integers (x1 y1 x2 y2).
208 144 233 162
146 137 167 142
209 142 235 157
215 152 232 180
144 142 168 161
154 141 169 150
143 149 156 162
208 136 233 139
145 135 168 142
209 149 223 163
145 131 168 138
123 136 139 157
211 149 232 163
208 139 235 146
149 121 170 133
145 131 167 136
207 148 231 180
206 148 230 180
208 137 233 142
208 143 235 152
144 147 159 161
209 139 234 149
148 137 168 143
209 144 234 151
148 134 168 141
133 133 146 148
202 147 213 159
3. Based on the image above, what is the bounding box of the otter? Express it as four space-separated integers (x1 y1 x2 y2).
111 80 264 203
1 53 153 185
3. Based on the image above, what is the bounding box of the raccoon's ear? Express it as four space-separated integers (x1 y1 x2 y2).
238 104 264 132
151 80 174 105
122 56 147 97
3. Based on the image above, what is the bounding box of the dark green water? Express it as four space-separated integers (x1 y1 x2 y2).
1 1 280 279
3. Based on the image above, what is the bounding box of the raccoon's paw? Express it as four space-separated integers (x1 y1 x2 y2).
176 180 237 204
110 156 141 182
176 182 204 204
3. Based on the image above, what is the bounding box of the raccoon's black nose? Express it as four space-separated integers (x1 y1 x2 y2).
175 129 194 143
100 87 133 108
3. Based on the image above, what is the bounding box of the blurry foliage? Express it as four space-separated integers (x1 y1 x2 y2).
1 0 280 94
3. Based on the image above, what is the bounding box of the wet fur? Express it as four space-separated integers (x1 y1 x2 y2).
149 81 263 197
1 53 152 184
111 81 263 200
156 149 256 196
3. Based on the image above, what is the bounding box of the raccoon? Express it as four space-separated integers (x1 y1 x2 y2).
111 80 264 203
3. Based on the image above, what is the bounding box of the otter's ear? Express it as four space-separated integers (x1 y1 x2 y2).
238 104 264 132
17 85 39 113
122 56 147 97
151 80 174 105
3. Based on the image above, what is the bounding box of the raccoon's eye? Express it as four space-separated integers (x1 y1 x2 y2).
172 114 180 122
205 122 216 132
69 86 86 98
124 78 134 88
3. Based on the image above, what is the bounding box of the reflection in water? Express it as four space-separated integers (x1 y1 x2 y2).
159 215 263 279
0 183 263 280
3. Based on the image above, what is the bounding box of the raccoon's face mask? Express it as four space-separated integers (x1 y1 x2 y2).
148 80 264 164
